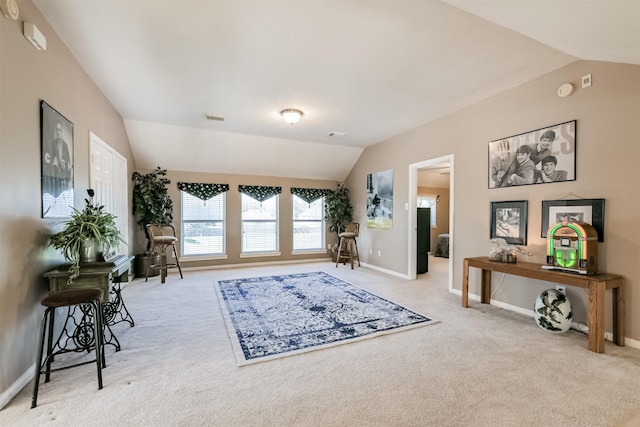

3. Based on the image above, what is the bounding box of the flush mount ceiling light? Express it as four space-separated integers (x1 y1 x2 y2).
280 109 304 125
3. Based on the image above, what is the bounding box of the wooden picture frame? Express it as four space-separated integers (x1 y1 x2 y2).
541 198 605 242
490 200 528 245
488 120 576 188
41 100 74 218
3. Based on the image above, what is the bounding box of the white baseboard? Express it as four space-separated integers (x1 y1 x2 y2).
455 289 640 351
360 262 411 279
0 365 34 411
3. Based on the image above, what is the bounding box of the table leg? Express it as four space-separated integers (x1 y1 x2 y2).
481 269 492 304
462 259 469 307
612 280 625 347
588 280 606 353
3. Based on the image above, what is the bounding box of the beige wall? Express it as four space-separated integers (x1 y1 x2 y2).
0 2 136 403
346 60 640 341
133 169 336 266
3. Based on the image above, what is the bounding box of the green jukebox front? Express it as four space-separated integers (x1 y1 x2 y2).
543 221 598 275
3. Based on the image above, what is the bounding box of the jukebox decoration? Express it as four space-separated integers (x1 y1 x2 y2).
543 221 598 275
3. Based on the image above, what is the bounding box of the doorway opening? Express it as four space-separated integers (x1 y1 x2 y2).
408 154 453 292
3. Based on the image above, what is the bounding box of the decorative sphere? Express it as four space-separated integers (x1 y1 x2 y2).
534 289 572 334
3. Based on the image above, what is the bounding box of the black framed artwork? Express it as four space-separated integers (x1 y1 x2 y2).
490 200 528 245
41 100 74 218
541 198 605 242
488 120 576 188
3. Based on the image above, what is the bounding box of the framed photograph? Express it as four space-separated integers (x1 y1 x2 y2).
490 200 528 245
41 100 74 218
366 169 393 229
541 198 605 242
488 120 576 188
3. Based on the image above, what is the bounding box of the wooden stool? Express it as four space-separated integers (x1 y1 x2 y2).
32 289 104 408
336 223 361 269
146 224 183 284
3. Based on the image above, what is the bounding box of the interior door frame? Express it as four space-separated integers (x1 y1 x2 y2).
407 154 454 290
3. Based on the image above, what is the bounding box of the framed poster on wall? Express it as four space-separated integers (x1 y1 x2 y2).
41 100 74 218
366 169 393 229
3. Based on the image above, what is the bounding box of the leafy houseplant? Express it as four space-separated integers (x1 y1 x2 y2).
324 183 353 258
49 189 125 282
131 167 173 276
131 167 174 252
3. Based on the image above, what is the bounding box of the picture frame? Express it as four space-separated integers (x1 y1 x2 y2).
41 100 74 218
541 198 605 242
366 169 393 229
488 120 576 188
490 200 528 245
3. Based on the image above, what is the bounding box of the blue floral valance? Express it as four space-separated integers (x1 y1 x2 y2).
290 187 331 204
238 185 282 202
177 182 229 201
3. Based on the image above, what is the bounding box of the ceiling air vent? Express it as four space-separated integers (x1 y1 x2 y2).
327 131 346 138
205 114 224 122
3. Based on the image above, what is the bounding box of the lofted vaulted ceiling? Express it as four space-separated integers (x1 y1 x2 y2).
33 0 640 181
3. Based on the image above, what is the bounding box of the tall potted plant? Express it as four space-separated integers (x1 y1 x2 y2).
131 166 174 276
49 189 125 282
324 183 353 261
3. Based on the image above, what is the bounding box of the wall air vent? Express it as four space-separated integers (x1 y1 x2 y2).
327 132 346 138
205 114 224 122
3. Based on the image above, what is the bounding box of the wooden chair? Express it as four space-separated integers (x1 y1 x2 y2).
145 224 183 283
335 223 360 269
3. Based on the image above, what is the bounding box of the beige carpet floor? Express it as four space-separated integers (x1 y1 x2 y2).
2 255 640 426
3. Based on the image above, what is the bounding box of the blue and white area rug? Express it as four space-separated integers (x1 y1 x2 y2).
215 271 438 365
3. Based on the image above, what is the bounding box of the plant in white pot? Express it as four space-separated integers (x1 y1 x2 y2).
48 189 125 282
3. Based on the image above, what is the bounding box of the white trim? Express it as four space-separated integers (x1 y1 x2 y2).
408 155 454 294
0 365 34 410
240 251 282 258
360 262 411 279
292 249 328 256
179 254 228 262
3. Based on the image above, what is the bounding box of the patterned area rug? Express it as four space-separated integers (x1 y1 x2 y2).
215 271 438 365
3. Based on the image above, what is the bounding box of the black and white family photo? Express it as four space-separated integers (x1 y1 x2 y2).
488 120 576 189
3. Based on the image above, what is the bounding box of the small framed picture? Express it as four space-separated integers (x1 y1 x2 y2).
490 200 528 245
41 100 74 218
541 198 605 242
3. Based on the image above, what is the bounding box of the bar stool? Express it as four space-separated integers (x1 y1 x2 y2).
32 289 104 408
336 223 361 269
145 224 183 284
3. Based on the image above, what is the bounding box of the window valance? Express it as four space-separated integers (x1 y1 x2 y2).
177 182 229 201
238 185 282 202
290 187 331 204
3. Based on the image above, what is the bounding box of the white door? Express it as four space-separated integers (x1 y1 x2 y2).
90 131 128 256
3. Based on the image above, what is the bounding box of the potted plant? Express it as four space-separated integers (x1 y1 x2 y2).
324 183 353 262
49 189 125 282
131 167 174 276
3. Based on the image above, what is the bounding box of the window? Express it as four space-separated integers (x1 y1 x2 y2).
417 195 437 227
293 195 325 251
241 194 278 253
181 192 225 256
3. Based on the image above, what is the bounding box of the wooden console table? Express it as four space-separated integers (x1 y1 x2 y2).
462 256 624 354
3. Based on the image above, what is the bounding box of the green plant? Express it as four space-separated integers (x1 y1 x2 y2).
324 183 353 243
49 189 125 282
131 166 173 252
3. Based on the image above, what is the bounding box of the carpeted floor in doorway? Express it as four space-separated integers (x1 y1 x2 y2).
215 271 438 365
